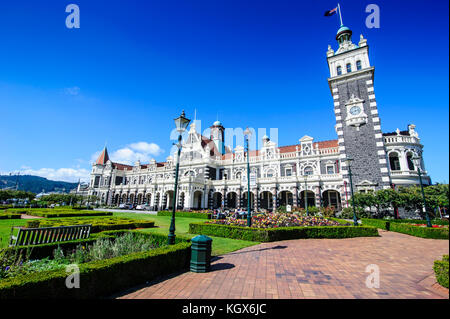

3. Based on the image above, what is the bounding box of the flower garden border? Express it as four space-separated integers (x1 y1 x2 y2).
0 231 191 299
188 222 379 242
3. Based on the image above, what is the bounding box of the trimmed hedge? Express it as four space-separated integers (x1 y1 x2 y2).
189 222 379 242
157 210 212 219
27 211 113 218
433 255 449 289
28 217 155 233
388 218 449 226
0 231 191 299
1 230 187 261
0 213 21 220
361 219 449 239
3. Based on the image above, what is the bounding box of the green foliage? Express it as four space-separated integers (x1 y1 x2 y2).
319 206 335 218
0 232 191 299
38 194 83 205
361 218 449 239
349 184 449 219
340 207 370 219
306 206 319 215
11 209 113 218
157 211 211 219
30 217 155 233
0 190 36 201
434 255 449 288
189 222 378 242
0 213 21 220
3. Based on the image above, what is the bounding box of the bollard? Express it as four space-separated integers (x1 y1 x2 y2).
190 235 213 273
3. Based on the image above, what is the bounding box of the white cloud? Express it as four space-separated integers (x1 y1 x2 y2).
64 86 80 96
104 142 164 165
9 167 91 183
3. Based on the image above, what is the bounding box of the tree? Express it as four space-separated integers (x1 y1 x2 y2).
0 190 36 201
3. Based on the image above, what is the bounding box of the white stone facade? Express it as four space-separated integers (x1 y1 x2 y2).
88 25 431 211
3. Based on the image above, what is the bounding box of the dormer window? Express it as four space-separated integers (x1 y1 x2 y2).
346 63 352 73
337 66 342 75
356 60 362 70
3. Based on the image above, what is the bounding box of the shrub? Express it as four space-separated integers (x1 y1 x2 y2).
0 213 21 220
434 255 449 288
157 211 211 219
320 206 335 218
339 207 370 219
0 234 191 299
361 218 449 239
28 217 155 233
189 222 378 242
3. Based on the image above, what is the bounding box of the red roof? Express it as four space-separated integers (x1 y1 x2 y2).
314 139 338 149
112 163 133 170
96 147 110 165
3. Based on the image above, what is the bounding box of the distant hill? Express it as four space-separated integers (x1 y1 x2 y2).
0 175 78 194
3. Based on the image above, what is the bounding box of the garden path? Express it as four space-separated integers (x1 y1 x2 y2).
115 230 449 299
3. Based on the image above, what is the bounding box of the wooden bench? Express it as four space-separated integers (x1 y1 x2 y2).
9 224 92 247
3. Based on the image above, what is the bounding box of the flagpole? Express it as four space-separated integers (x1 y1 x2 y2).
337 3 343 26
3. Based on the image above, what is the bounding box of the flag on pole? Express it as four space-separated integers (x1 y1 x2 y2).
324 7 337 16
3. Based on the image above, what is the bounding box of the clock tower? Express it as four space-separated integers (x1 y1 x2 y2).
327 25 391 191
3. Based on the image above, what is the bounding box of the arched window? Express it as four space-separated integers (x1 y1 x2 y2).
304 166 314 176
406 153 415 170
389 152 401 171
266 169 275 178
356 60 362 70
346 63 352 73
337 66 342 75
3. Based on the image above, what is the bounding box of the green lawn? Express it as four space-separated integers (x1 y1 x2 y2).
0 212 259 256
0 218 27 249
110 212 259 256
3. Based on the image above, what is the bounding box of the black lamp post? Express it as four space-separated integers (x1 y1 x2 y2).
244 127 252 227
168 110 191 245
412 155 432 227
345 158 358 226
303 175 309 216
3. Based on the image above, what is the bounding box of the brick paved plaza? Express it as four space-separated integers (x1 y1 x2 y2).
116 230 449 299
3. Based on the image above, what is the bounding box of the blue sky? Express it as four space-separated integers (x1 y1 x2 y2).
0 0 448 183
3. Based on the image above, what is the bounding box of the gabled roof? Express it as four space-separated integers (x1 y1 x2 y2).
96 147 110 165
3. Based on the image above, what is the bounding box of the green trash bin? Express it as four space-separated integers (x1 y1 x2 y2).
190 235 213 273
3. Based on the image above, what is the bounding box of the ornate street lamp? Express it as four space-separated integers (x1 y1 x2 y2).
168 110 191 245
412 155 432 227
244 127 252 227
344 157 358 226
303 175 309 216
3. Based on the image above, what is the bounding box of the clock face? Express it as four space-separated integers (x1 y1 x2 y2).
350 106 361 115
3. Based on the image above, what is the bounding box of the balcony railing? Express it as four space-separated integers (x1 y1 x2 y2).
384 135 420 145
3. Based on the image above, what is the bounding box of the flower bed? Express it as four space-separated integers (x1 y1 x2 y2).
189 220 378 242
408 224 448 229
157 210 211 219
207 213 349 228
27 217 155 233
0 231 191 299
